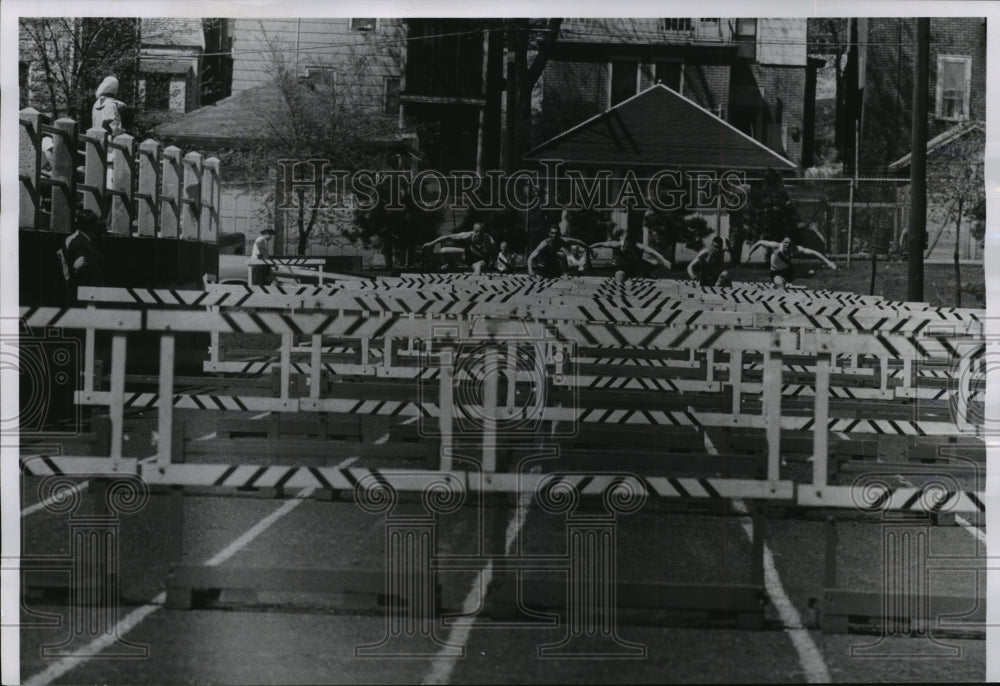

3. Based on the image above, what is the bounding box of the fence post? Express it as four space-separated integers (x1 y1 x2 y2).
202 157 220 243
160 146 182 238
51 118 78 232
110 134 135 235
82 128 107 218
137 139 160 237
19 108 44 229
181 151 202 240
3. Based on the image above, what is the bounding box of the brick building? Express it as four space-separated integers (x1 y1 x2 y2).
538 18 816 168
859 17 986 173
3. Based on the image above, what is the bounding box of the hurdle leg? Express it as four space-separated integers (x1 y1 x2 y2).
310 334 322 398
482 345 498 473
84 319 96 392
108 334 127 468
729 348 743 414
878 354 889 391
505 342 517 414
813 353 831 488
438 347 454 471
705 348 715 383
763 351 782 481
279 333 292 400
158 334 176 468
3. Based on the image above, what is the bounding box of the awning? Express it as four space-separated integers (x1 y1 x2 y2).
140 58 194 75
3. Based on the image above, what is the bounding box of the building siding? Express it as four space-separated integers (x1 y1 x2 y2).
231 18 405 107
861 17 986 171
757 18 807 66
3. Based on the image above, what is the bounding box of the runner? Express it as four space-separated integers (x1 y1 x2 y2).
528 226 592 278
687 236 730 287
422 222 497 274
590 229 671 281
748 236 837 289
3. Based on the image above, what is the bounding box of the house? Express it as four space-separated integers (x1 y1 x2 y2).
859 17 986 173
537 18 817 169
137 18 205 116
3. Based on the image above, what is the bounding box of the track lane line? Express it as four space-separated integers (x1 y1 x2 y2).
21 453 358 686
423 469 536 685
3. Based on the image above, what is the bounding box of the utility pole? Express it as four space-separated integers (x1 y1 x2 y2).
481 20 505 172
504 19 529 172
908 18 929 302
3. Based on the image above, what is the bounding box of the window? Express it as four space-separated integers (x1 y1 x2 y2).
145 74 171 110
735 18 757 38
384 77 400 115
655 61 683 93
301 67 335 93
662 19 693 32
350 18 377 31
609 60 638 107
936 55 972 121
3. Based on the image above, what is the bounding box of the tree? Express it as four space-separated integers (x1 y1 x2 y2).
20 18 148 122
347 176 443 269
807 19 851 166
249 22 428 257
728 169 802 265
645 209 713 263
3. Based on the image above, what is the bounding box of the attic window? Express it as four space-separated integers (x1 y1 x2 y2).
351 18 377 31
936 55 971 121
662 19 693 32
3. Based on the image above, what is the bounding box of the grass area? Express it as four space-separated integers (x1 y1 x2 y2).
708 259 985 309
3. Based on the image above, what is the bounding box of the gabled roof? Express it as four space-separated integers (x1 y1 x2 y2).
141 18 205 49
888 120 985 171
153 81 288 146
526 84 796 171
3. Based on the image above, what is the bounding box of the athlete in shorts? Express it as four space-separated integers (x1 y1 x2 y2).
590 229 671 281
528 226 592 278
422 222 497 274
748 236 837 289
688 236 730 287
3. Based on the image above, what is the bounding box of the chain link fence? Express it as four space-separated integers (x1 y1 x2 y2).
786 177 983 264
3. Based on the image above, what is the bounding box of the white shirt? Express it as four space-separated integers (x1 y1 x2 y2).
251 235 271 263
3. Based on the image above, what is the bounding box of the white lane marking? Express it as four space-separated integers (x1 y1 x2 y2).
424 473 535 685
203 485 319 567
732 499 831 684
23 593 166 686
22 412 271 517
21 456 352 686
375 416 418 445
707 424 828 683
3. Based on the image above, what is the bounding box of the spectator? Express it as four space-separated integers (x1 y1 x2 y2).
496 241 515 273
57 209 105 303
250 229 275 285
92 76 125 138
